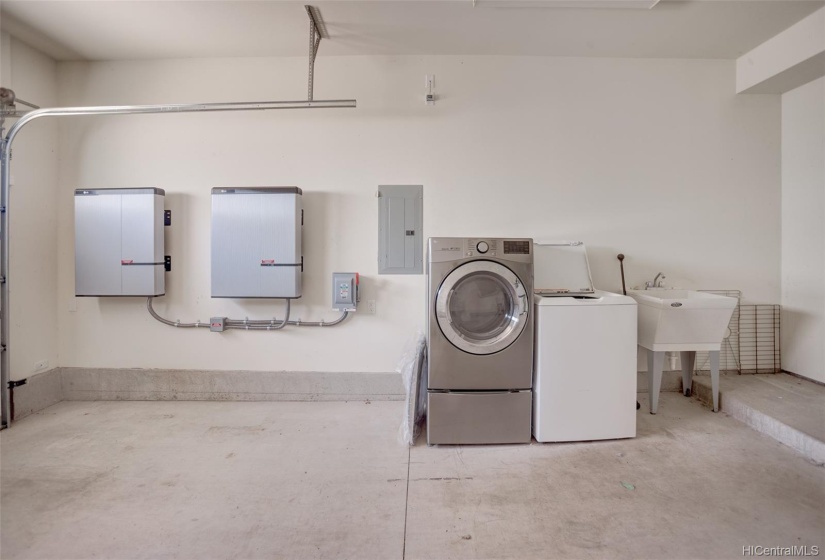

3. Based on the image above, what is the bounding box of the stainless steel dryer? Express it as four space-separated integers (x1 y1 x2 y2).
427 237 534 445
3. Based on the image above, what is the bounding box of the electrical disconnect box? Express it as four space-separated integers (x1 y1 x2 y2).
211 187 303 298
332 272 358 311
74 188 165 296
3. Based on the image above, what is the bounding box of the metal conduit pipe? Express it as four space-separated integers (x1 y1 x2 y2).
226 310 350 327
286 311 350 327
224 313 350 328
225 299 290 330
146 297 210 328
0 97 356 427
148 297 350 329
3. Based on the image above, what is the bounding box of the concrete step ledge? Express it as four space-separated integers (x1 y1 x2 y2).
692 374 825 465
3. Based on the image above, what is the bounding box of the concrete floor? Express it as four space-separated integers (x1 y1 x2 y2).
693 372 825 464
1 394 823 560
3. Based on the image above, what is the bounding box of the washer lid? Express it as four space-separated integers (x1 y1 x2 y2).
536 289 637 306
534 242 595 296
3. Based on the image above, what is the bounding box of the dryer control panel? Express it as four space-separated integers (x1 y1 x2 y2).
503 240 531 255
467 238 498 257
428 238 533 263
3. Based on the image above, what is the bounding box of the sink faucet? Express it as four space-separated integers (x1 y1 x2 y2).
646 272 666 289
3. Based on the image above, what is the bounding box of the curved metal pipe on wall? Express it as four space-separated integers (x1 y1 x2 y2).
146 297 350 330
0 97 357 427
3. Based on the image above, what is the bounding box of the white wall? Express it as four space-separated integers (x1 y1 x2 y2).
0 33 60 381
781 77 825 383
56 56 781 373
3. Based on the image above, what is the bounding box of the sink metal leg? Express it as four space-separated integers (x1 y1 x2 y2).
680 351 696 397
647 350 665 414
709 350 720 412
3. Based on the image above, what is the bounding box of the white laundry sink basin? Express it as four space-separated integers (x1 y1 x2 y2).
628 289 737 351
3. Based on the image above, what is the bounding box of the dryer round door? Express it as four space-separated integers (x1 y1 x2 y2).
435 260 529 355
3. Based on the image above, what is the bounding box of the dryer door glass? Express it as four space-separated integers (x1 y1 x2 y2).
448 273 514 340
436 261 528 355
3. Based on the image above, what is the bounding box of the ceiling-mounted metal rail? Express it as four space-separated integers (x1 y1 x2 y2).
0 94 356 429
305 5 328 101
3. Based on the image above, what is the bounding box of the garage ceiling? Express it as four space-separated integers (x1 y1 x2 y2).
1 0 822 61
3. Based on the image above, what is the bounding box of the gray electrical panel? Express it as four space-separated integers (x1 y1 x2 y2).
74 188 166 296
211 187 303 298
332 272 358 311
378 185 423 275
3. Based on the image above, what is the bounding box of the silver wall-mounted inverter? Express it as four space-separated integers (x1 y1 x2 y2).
74 188 165 297
211 187 303 298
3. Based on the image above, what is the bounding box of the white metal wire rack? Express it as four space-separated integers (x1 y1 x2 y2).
694 291 781 374
739 304 782 373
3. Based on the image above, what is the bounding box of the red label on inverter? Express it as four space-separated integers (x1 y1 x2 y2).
261 259 275 265
121 260 133 264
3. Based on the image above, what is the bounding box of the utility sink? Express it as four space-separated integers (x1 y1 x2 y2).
628 289 737 414
628 289 737 352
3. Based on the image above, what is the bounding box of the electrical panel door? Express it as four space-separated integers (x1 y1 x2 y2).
74 188 165 296
378 185 423 275
211 187 303 298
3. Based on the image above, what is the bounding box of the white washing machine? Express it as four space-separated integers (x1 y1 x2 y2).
533 243 637 442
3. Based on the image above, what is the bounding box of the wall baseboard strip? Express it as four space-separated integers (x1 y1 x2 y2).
60 368 405 403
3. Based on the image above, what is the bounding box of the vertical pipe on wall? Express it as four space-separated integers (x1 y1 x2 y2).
0 128 10 427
